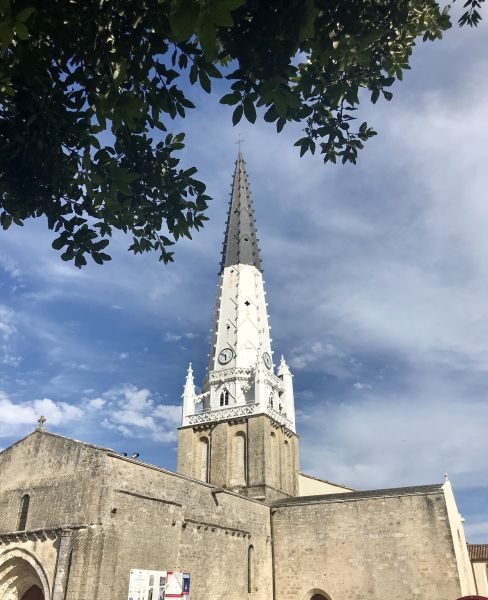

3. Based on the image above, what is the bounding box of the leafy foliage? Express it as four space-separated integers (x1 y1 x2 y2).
456 0 486 26
0 0 457 265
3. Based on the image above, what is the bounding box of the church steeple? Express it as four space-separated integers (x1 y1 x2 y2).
177 153 299 501
220 152 262 273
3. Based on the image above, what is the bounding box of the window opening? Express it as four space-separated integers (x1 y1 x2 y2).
18 494 30 530
200 437 209 482
220 389 229 406
248 545 255 593
231 432 247 485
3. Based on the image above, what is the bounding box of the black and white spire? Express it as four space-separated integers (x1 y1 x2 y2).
220 152 262 273
181 153 296 433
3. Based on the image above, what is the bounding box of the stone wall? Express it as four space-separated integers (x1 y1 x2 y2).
0 432 107 533
178 414 299 501
0 431 273 600
271 485 465 600
95 453 273 600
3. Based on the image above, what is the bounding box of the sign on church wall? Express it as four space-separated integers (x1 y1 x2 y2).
128 569 190 600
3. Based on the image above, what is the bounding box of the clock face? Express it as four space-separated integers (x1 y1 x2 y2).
262 352 272 370
218 347 234 365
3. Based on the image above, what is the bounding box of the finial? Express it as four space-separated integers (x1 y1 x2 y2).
444 472 449 482
235 133 244 154
37 415 46 431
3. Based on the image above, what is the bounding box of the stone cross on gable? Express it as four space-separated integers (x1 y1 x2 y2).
37 415 46 431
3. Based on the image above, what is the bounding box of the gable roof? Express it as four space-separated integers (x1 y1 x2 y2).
0 428 113 456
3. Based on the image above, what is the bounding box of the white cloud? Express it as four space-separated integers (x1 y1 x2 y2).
164 332 182 342
0 305 17 340
0 391 83 437
89 385 180 443
353 382 372 390
88 397 106 410
290 341 344 370
0 253 22 280
153 404 181 427
119 352 129 360
184 332 199 339
299 382 488 492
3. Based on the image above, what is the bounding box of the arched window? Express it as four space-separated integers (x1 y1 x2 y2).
247 545 254 593
283 439 290 482
18 494 30 531
219 389 230 407
199 437 209 482
231 432 246 485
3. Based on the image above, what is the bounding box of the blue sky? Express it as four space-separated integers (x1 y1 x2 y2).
1 7 487 542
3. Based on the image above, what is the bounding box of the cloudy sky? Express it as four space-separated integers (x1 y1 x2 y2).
1 7 487 541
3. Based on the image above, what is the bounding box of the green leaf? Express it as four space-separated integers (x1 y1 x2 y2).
189 64 198 85
16 7 35 22
232 104 243 126
220 92 240 105
243 99 256 124
0 212 12 230
52 236 67 251
199 70 211 93
14 22 28 40
298 0 318 41
74 253 87 268
169 0 199 41
198 19 217 60
205 62 222 79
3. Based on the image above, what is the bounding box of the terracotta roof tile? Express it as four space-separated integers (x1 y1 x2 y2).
468 544 488 561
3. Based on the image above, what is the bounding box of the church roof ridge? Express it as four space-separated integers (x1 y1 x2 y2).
270 483 445 507
219 152 262 273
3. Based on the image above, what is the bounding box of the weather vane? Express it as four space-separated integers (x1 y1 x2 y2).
236 133 244 152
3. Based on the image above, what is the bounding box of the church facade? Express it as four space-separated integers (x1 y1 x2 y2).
0 155 484 600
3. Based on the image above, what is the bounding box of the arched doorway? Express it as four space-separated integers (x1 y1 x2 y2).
306 590 332 600
21 586 44 600
0 549 49 600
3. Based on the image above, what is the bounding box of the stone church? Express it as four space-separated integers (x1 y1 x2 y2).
0 154 487 600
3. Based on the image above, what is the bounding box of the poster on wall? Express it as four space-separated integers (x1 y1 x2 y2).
128 569 190 600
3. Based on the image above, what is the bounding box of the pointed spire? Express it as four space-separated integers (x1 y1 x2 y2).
183 363 195 393
181 363 197 426
277 355 291 377
220 152 262 273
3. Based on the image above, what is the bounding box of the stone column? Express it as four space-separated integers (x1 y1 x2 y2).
51 529 73 600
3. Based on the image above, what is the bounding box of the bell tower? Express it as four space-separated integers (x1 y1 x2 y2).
176 153 299 501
